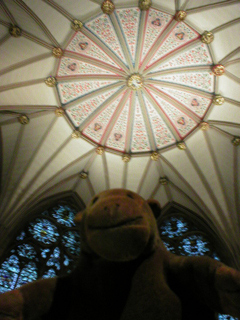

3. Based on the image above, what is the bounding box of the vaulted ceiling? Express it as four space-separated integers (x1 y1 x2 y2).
0 0 239 267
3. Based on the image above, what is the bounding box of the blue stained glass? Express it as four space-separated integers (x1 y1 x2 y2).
218 315 238 320
52 205 76 227
16 231 26 241
41 248 51 259
42 269 56 279
17 244 37 260
163 241 176 253
212 252 221 261
28 218 59 244
47 248 61 270
16 262 38 288
179 234 210 256
160 216 189 239
0 256 20 293
62 231 80 256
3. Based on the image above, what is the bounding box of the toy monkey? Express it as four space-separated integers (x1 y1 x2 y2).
0 189 239 320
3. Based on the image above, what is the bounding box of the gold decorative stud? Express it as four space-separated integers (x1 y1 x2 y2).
177 141 186 150
122 154 131 162
200 122 209 131
151 151 159 161
201 31 214 44
127 74 143 90
9 25 22 37
71 130 81 139
96 146 105 155
174 11 187 22
232 137 240 146
212 64 225 76
213 95 225 105
45 76 57 87
79 170 88 179
52 47 63 58
159 177 168 185
71 19 83 31
55 108 64 117
101 0 115 14
139 0 152 11
18 115 29 125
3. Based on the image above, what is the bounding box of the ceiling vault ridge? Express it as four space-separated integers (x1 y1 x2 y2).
102 152 110 190
0 34 10 46
31 148 96 199
139 19 178 73
186 0 240 14
0 78 46 93
63 51 126 76
224 58 240 67
137 157 152 195
219 46 240 65
99 90 131 146
78 86 127 132
233 147 240 222
203 131 235 221
225 69 240 83
41 0 75 21
211 17 240 34
138 91 157 150
81 27 130 73
142 87 180 141
209 124 240 139
13 0 60 47
1 117 61 218
110 12 134 73
0 125 24 214
142 38 201 75
3 135 73 222
184 147 234 234
0 1 17 24
0 53 52 77
158 153 227 229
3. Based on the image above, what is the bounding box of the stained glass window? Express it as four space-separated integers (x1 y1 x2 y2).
0 197 83 294
158 210 238 320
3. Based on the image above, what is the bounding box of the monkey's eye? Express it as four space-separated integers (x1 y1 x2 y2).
127 193 134 199
91 196 99 205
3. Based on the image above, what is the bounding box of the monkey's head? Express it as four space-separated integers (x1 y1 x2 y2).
74 189 162 262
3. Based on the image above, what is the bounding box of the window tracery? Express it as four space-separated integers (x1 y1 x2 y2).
159 210 237 320
0 198 82 294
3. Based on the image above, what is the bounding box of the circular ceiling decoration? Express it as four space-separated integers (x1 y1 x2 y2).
55 6 215 155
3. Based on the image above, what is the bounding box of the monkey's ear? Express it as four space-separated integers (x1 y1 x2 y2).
74 210 84 224
147 199 161 219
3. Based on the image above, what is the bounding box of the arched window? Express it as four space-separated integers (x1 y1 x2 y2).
0 193 84 294
158 204 238 320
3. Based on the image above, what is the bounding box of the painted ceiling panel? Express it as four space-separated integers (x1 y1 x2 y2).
65 31 121 69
